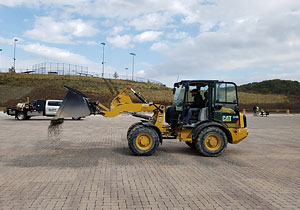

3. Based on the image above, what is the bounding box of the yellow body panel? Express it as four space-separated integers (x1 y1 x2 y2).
177 128 193 142
228 128 248 144
98 87 160 118
101 103 157 117
239 113 245 128
215 107 235 114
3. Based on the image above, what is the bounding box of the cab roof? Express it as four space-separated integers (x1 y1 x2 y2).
174 80 220 87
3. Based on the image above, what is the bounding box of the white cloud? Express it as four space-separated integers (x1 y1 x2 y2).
106 35 132 49
134 31 163 43
110 26 124 35
85 41 97 45
0 36 23 45
0 37 14 44
129 12 173 30
166 31 188 40
150 42 169 51
20 43 92 65
3 0 300 84
24 16 99 44
136 70 147 78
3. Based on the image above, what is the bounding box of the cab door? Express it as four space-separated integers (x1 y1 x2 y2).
213 82 240 127
45 100 62 116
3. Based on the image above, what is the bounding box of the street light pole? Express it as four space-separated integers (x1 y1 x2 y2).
125 67 128 80
101 42 105 77
13 38 18 70
130 53 136 81
0 49 2 70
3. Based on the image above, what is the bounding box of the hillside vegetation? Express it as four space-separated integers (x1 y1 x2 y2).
238 79 300 112
0 73 172 108
1 74 299 112
239 79 300 95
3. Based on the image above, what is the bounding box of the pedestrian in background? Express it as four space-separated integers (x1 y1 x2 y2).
253 105 257 116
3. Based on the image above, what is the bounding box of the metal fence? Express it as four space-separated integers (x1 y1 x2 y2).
0 62 163 85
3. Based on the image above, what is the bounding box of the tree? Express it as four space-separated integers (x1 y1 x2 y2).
8 67 15 73
113 71 119 79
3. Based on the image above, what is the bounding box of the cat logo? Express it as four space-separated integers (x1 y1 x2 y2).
222 115 232 122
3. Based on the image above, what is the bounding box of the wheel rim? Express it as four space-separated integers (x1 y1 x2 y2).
204 134 221 151
136 133 152 150
18 113 24 120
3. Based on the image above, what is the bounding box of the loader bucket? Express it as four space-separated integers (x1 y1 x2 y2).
54 86 94 120
49 86 97 136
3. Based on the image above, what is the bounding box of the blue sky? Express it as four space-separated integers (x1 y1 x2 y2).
0 0 300 86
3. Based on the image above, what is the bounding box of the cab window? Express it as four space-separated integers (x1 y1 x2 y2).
47 101 62 106
215 83 238 110
173 85 185 111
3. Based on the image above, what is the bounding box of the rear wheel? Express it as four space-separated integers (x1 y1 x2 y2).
185 141 196 149
16 112 26 120
128 126 159 156
195 127 228 157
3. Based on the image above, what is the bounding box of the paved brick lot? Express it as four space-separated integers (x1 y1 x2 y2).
0 113 299 210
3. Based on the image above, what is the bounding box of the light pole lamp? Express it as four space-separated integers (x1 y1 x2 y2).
13 38 18 71
125 67 128 80
101 42 105 77
130 53 136 81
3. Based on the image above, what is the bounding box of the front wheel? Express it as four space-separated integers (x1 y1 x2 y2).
16 112 26 120
128 126 159 156
127 122 143 140
195 127 228 157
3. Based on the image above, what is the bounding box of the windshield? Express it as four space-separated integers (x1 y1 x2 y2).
173 85 185 111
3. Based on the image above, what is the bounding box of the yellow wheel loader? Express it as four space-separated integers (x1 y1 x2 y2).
52 80 248 157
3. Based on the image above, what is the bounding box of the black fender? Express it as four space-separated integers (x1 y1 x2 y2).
192 121 233 143
141 122 163 144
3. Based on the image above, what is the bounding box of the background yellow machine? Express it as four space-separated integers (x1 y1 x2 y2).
53 80 248 157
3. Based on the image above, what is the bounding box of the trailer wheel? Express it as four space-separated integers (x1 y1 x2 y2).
195 126 228 157
128 126 159 156
16 112 26 120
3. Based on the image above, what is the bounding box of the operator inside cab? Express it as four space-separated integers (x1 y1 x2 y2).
183 89 205 125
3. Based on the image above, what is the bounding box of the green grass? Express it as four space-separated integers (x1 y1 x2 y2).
1 73 299 112
238 92 290 104
0 73 173 107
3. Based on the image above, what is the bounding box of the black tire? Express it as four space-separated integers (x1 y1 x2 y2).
195 127 228 157
128 126 159 156
127 122 144 139
16 112 26 120
72 117 81 120
185 141 196 149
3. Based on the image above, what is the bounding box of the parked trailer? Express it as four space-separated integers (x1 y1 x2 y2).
5 100 82 120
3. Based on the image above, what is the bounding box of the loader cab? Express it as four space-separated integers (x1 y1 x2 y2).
166 80 240 127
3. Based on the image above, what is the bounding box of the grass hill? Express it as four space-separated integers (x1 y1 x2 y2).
0 74 299 113
238 79 300 112
0 73 172 109
239 79 300 95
